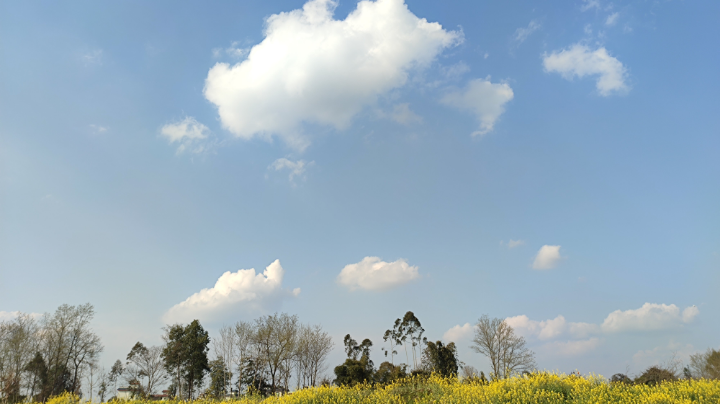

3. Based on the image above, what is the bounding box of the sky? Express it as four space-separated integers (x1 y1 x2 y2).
1 0 719 381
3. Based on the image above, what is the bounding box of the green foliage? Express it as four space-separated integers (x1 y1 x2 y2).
334 334 375 386
374 362 407 385
161 320 211 399
634 366 677 385
207 357 232 399
421 341 459 377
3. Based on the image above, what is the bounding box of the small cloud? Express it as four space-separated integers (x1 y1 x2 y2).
268 158 314 183
89 124 108 135
82 49 103 66
532 245 562 270
605 12 619 26
583 24 593 35
337 257 419 291
391 103 423 125
543 44 629 96
601 303 700 333
580 0 601 12
513 20 541 44
163 259 299 324
441 78 514 137
443 323 475 343
160 117 212 155
483 52 489 59
507 239 525 249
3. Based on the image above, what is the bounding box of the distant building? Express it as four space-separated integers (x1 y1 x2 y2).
116 388 133 400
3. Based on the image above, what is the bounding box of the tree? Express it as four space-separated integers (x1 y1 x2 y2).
400 312 425 370
688 348 720 380
252 313 298 394
207 357 231 399
635 366 677 385
107 360 123 397
295 324 333 388
161 320 210 399
421 341 459 377
374 362 406 384
40 304 103 396
212 325 236 396
24 352 49 401
471 315 536 379
333 335 374 386
126 342 167 397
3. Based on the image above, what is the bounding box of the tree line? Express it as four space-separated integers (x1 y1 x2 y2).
2 304 718 403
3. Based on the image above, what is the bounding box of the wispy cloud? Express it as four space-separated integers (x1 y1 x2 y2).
268 158 314 183
605 12 619 26
513 20 541 44
160 117 213 155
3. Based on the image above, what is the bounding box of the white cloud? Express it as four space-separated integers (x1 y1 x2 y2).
513 20 541 44
605 12 619 26
163 259 300 323
268 158 314 182
532 245 562 269
542 338 601 356
160 117 211 155
441 78 514 136
580 0 601 12
337 256 419 291
443 323 474 342
543 44 629 96
390 103 423 125
506 314 601 341
204 0 462 150
507 239 525 249
601 303 700 333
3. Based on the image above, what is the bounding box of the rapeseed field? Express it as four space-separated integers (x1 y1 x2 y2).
46 373 720 404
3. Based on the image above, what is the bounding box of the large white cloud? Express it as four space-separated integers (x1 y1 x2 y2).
441 78 514 136
204 0 461 149
163 260 300 324
337 256 419 291
543 44 628 96
601 303 699 333
532 245 562 269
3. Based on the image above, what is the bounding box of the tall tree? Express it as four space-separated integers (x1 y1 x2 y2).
333 335 374 386
471 315 535 379
126 342 167 396
252 313 298 394
161 320 210 399
421 341 459 377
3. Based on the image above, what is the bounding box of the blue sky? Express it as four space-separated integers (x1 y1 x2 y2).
1 0 719 380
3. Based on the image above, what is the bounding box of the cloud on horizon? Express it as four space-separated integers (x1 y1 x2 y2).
163 259 300 324
204 0 462 150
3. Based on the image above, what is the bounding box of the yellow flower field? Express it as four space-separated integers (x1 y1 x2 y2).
46 373 720 404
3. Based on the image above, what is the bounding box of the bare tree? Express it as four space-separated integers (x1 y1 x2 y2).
252 313 298 394
471 315 535 379
233 321 253 392
212 325 236 396
688 348 720 379
126 342 167 396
